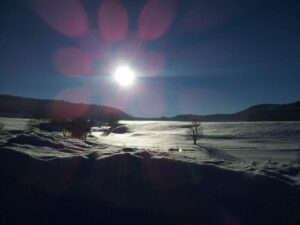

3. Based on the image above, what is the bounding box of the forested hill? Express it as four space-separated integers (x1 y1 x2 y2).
168 101 300 122
1 95 299 121
0 95 132 120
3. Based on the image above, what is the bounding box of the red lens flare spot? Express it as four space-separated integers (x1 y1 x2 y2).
78 30 110 60
54 48 93 76
141 51 165 77
138 0 176 40
103 107 121 116
102 92 131 111
29 0 88 37
98 83 136 111
133 85 166 117
49 87 91 120
115 33 145 61
98 0 129 41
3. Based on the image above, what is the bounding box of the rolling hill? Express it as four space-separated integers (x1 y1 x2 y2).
169 101 300 121
0 95 132 120
1 94 299 121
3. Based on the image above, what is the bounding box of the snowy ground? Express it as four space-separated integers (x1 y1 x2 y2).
95 120 300 162
1 118 300 186
1 117 300 225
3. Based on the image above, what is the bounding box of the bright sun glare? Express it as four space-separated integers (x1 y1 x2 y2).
113 65 135 87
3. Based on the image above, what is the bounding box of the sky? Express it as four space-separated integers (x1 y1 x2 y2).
0 0 300 117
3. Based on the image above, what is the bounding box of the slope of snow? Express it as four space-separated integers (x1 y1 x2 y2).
0 117 31 130
1 117 300 225
94 120 300 162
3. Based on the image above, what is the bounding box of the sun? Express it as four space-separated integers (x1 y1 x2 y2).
113 65 135 87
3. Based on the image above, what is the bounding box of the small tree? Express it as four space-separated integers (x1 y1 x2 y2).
187 121 203 145
37 118 93 140
69 119 92 140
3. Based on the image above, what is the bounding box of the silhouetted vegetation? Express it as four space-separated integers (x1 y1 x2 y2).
0 123 4 130
38 119 93 140
37 113 121 139
187 121 203 145
106 114 120 128
67 119 93 139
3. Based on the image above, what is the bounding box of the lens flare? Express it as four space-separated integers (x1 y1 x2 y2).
29 0 88 37
113 65 135 87
98 1 128 41
138 0 176 40
53 47 93 76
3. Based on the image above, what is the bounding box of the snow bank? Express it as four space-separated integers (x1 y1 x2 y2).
1 118 300 225
1 146 300 225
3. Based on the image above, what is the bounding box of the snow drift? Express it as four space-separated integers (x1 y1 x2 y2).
1 147 300 225
1 118 300 225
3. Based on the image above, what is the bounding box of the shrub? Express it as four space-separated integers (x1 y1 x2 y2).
106 114 120 128
187 121 203 145
68 119 92 139
38 118 93 140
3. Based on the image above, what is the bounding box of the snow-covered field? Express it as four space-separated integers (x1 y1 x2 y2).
1 117 300 225
96 120 300 162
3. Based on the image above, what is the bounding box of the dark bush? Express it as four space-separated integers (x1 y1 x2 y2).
38 119 93 140
68 119 93 139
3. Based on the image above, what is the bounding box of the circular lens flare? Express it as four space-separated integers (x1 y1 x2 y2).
113 65 135 87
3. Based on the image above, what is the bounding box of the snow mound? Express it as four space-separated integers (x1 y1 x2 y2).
6 133 66 149
1 118 300 225
0 130 107 159
1 147 300 225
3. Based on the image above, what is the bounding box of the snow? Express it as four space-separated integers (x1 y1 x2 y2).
0 117 31 131
1 117 300 225
94 120 300 162
1 118 300 185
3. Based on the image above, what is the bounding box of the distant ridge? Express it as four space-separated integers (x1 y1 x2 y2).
0 94 299 121
167 101 300 122
0 95 132 120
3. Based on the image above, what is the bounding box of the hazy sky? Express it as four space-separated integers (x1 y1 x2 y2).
1 0 300 117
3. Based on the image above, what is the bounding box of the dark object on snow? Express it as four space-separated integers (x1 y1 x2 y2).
111 126 128 134
187 121 203 145
38 119 93 140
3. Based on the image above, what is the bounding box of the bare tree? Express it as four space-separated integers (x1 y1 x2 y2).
187 121 203 145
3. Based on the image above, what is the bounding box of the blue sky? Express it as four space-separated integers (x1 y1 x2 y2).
0 0 300 117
